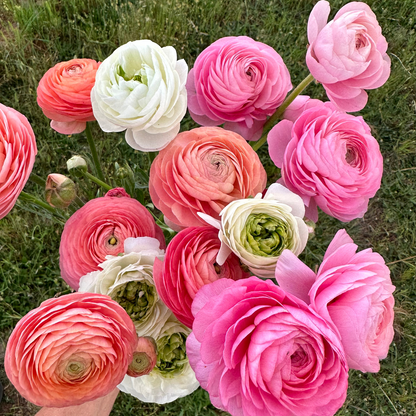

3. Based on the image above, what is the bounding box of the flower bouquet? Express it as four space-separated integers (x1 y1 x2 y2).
2 0 409 415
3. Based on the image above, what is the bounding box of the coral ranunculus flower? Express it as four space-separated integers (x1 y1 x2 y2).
37 58 100 134
187 277 349 416
149 127 267 230
5 293 138 408
59 189 166 290
0 103 37 219
153 226 250 328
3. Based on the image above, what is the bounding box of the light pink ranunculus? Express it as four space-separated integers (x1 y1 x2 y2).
275 229 395 373
5 292 137 408
282 95 323 122
149 127 267 229
187 36 292 141
306 1 390 112
268 101 383 222
187 277 348 416
59 189 165 290
153 226 249 328
37 59 100 134
0 104 37 219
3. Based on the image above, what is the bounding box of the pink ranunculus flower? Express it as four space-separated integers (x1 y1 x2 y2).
153 226 250 328
268 101 383 222
0 104 37 219
275 229 395 373
149 127 267 229
282 95 323 122
306 1 391 112
37 59 100 134
5 292 138 408
187 36 292 141
187 277 348 416
59 189 166 290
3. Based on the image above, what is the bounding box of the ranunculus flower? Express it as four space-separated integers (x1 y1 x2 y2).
149 127 267 229
91 40 188 151
268 101 383 222
60 189 165 290
119 313 199 404
0 104 37 219
200 183 308 278
127 336 158 377
282 95 322 122
37 59 100 134
187 36 292 141
153 226 250 328
187 277 348 416
275 229 395 373
5 292 137 408
306 1 390 111
45 173 76 208
79 237 170 338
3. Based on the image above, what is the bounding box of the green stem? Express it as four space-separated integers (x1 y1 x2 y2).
252 73 315 152
74 196 85 208
19 191 62 215
83 171 112 191
85 123 105 182
30 173 46 187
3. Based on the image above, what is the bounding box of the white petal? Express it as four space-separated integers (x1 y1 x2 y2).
264 183 305 218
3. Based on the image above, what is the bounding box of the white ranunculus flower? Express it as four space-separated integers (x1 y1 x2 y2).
119 313 199 404
91 40 188 152
199 183 309 278
79 237 170 338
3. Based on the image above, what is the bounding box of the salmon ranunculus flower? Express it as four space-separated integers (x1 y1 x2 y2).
0 103 37 219
37 58 100 134
5 292 138 408
59 189 166 290
149 127 267 230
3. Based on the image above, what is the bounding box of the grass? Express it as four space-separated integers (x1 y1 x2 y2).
0 0 415 415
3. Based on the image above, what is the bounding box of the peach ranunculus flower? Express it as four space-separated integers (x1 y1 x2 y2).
37 59 100 134
0 103 37 219
5 292 138 408
59 189 166 290
149 127 267 230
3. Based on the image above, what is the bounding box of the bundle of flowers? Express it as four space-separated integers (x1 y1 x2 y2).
3 1 397 415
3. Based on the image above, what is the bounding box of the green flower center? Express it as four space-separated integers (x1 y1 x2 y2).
117 64 148 85
154 333 188 378
241 213 291 257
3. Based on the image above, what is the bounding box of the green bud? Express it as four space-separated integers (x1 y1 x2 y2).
45 174 76 209
67 155 87 177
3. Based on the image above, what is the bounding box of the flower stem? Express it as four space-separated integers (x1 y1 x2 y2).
82 171 112 191
85 123 105 182
30 173 46 187
252 73 314 152
18 191 64 217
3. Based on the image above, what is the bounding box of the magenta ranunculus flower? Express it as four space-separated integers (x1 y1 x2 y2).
5 292 138 408
0 104 37 219
153 226 250 328
275 229 395 373
149 127 267 230
59 189 166 290
187 36 292 141
306 1 390 112
187 277 349 416
268 101 383 222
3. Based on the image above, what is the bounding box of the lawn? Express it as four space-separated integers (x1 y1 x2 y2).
0 0 415 415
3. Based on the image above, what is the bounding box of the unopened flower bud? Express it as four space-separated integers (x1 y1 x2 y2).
67 155 87 177
45 174 76 208
127 336 157 377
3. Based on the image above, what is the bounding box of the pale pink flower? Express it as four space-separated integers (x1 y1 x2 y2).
275 229 395 373
187 277 348 416
306 1 390 111
268 101 383 222
187 36 292 141
5 293 137 408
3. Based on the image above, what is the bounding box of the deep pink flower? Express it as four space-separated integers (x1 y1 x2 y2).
59 189 166 290
37 59 100 134
0 104 37 219
149 127 267 229
5 292 137 408
268 101 383 222
187 36 292 141
275 229 395 373
187 277 348 416
153 226 250 328
306 1 390 111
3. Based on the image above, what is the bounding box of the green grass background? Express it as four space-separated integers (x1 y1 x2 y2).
0 0 415 415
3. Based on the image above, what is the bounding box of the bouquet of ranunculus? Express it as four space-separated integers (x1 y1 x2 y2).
3 1 398 415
